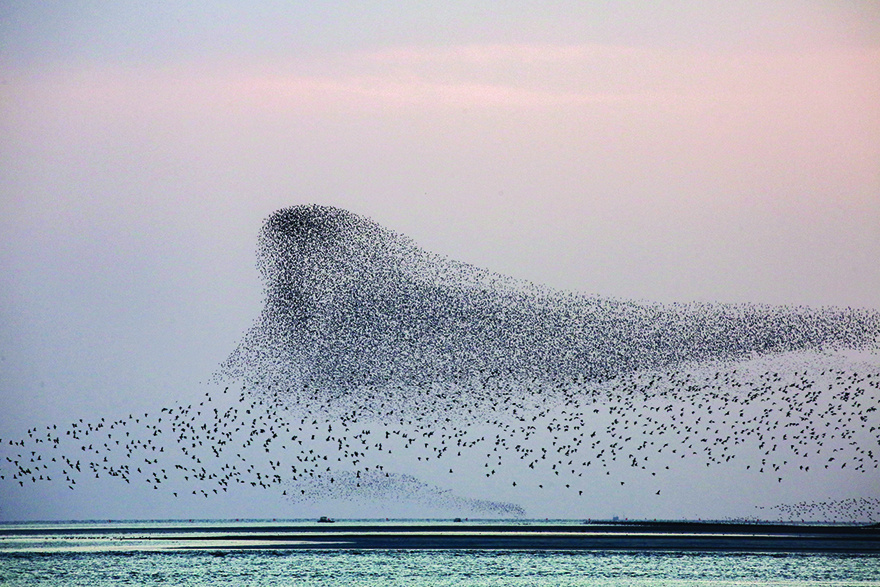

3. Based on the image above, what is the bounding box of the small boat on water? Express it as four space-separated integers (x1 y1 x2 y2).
317 516 335 523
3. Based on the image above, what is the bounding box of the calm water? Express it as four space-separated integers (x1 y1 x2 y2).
1 520 878 586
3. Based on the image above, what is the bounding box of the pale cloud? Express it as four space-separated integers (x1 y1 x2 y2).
9 42 878 116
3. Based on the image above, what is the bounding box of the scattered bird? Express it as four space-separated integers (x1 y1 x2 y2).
2 205 879 521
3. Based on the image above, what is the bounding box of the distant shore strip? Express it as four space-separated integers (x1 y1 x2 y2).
2 521 878 553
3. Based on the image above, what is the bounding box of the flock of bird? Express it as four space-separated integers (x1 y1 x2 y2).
758 497 880 524
221 206 879 393
2 204 879 522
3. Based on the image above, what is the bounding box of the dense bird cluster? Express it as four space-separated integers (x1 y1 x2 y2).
2 204 879 521
220 205 879 392
758 497 880 524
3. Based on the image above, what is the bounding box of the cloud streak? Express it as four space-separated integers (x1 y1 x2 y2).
7 42 878 116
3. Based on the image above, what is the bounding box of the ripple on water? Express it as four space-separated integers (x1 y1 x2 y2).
1 550 879 587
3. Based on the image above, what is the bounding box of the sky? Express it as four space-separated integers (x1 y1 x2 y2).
1 2 879 520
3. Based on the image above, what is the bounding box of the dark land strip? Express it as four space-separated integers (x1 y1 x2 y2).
3 521 878 552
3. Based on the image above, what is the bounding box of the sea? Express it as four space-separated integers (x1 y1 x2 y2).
1 519 878 586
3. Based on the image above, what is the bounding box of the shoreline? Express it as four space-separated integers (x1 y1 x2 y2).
2 520 878 553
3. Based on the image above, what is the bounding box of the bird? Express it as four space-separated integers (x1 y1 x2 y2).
1 204 879 522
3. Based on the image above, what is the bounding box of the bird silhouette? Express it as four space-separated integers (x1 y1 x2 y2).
2 205 879 521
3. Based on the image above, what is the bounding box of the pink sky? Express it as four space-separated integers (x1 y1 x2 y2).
1 2 879 520
4 37 877 304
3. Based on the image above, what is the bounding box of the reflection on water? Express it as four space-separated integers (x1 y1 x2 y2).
2 550 879 587
1 520 878 587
